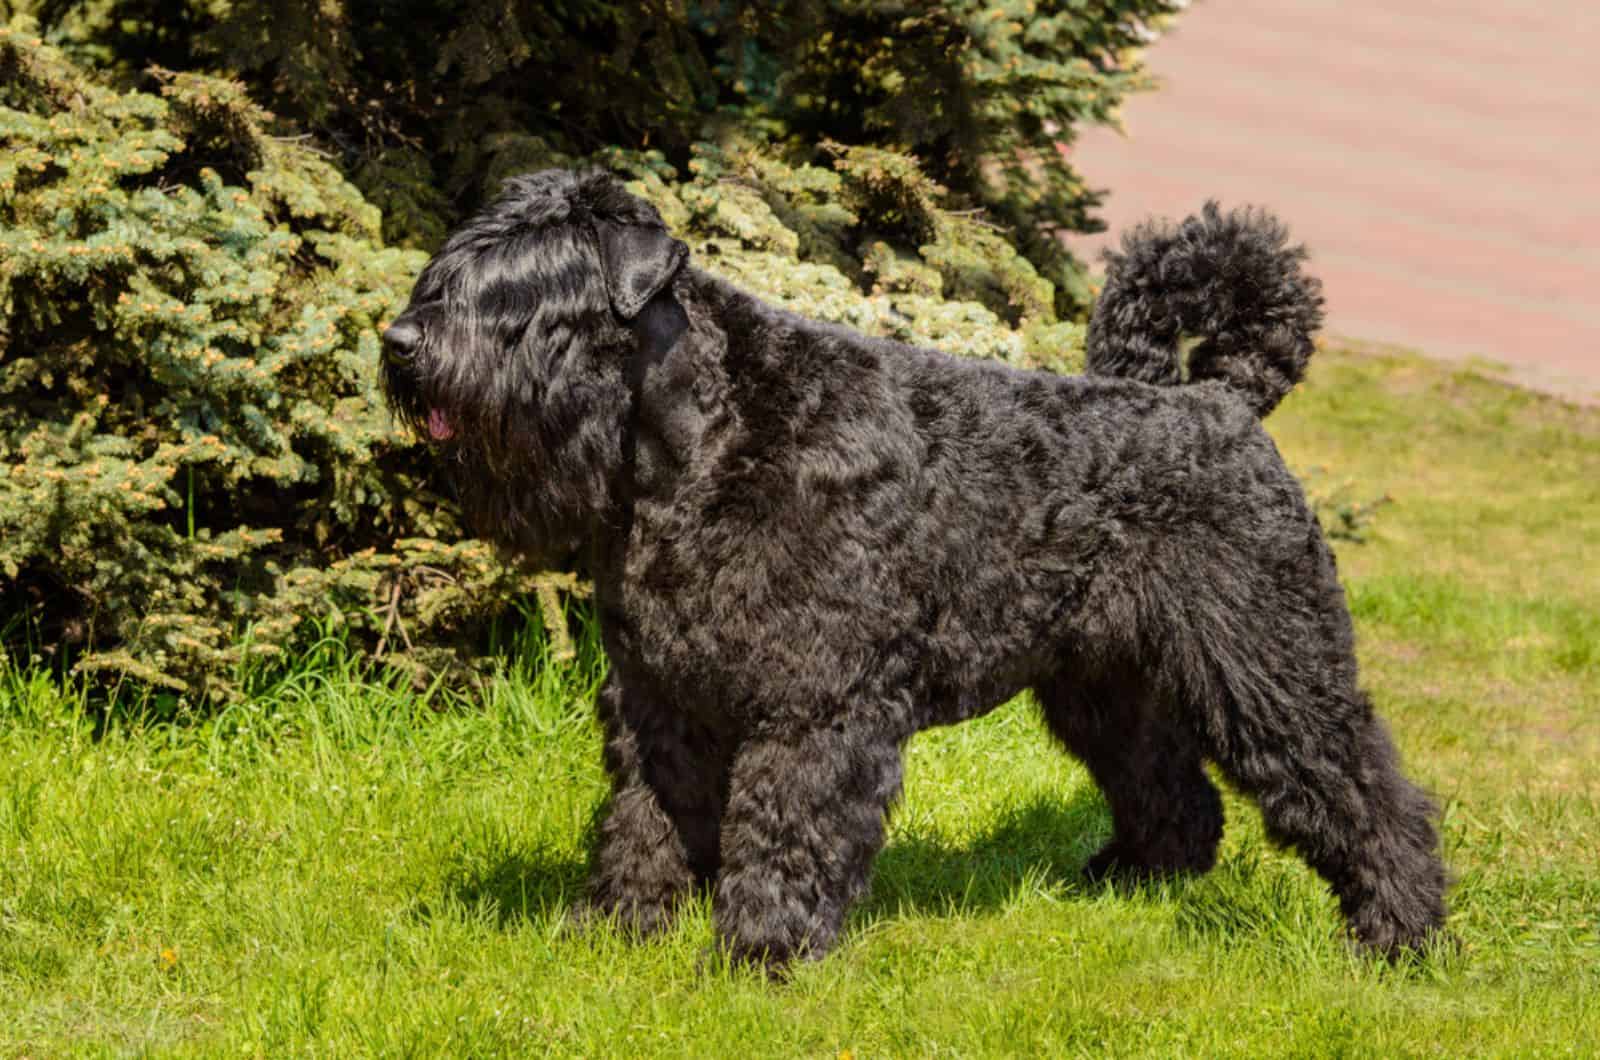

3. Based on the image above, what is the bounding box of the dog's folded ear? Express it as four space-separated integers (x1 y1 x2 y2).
593 220 689 320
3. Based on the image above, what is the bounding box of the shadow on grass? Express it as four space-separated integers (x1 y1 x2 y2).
862 787 1111 919
429 845 589 929
429 787 1117 932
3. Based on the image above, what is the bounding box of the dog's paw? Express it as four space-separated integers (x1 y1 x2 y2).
1083 838 1219 884
562 899 606 937
1081 840 1133 883
567 894 685 941
696 940 797 983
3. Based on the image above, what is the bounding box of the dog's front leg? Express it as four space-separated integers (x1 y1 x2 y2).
713 716 905 972
579 676 725 937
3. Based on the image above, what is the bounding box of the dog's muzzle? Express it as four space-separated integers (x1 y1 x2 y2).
382 319 455 442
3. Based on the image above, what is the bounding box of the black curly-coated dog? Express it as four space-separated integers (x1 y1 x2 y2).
382 169 1447 971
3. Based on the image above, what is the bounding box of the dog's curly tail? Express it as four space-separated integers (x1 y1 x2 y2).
1086 202 1325 417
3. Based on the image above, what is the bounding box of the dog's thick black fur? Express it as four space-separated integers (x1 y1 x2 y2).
383 169 1447 970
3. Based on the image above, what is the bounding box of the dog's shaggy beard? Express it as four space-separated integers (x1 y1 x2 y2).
382 218 635 565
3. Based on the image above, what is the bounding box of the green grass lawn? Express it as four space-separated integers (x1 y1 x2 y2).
3 347 1598 1056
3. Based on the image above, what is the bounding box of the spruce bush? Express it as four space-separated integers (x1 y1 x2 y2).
0 28 566 702
13 0 1186 314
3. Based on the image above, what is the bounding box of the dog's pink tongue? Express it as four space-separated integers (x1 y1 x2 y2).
427 408 454 441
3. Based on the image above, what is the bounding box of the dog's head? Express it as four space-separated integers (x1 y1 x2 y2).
381 169 690 561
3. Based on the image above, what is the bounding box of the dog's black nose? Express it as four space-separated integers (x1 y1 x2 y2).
383 319 422 359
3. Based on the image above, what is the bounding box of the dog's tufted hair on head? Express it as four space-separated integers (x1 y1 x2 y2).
380 169 687 562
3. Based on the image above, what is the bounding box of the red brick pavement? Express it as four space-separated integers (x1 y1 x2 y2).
1062 0 1600 402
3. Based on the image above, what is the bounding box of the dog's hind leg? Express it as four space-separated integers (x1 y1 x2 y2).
581 676 727 937
1202 674 1447 956
1038 668 1224 879
712 715 905 972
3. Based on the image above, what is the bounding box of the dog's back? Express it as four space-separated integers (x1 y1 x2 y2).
629 265 1314 722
